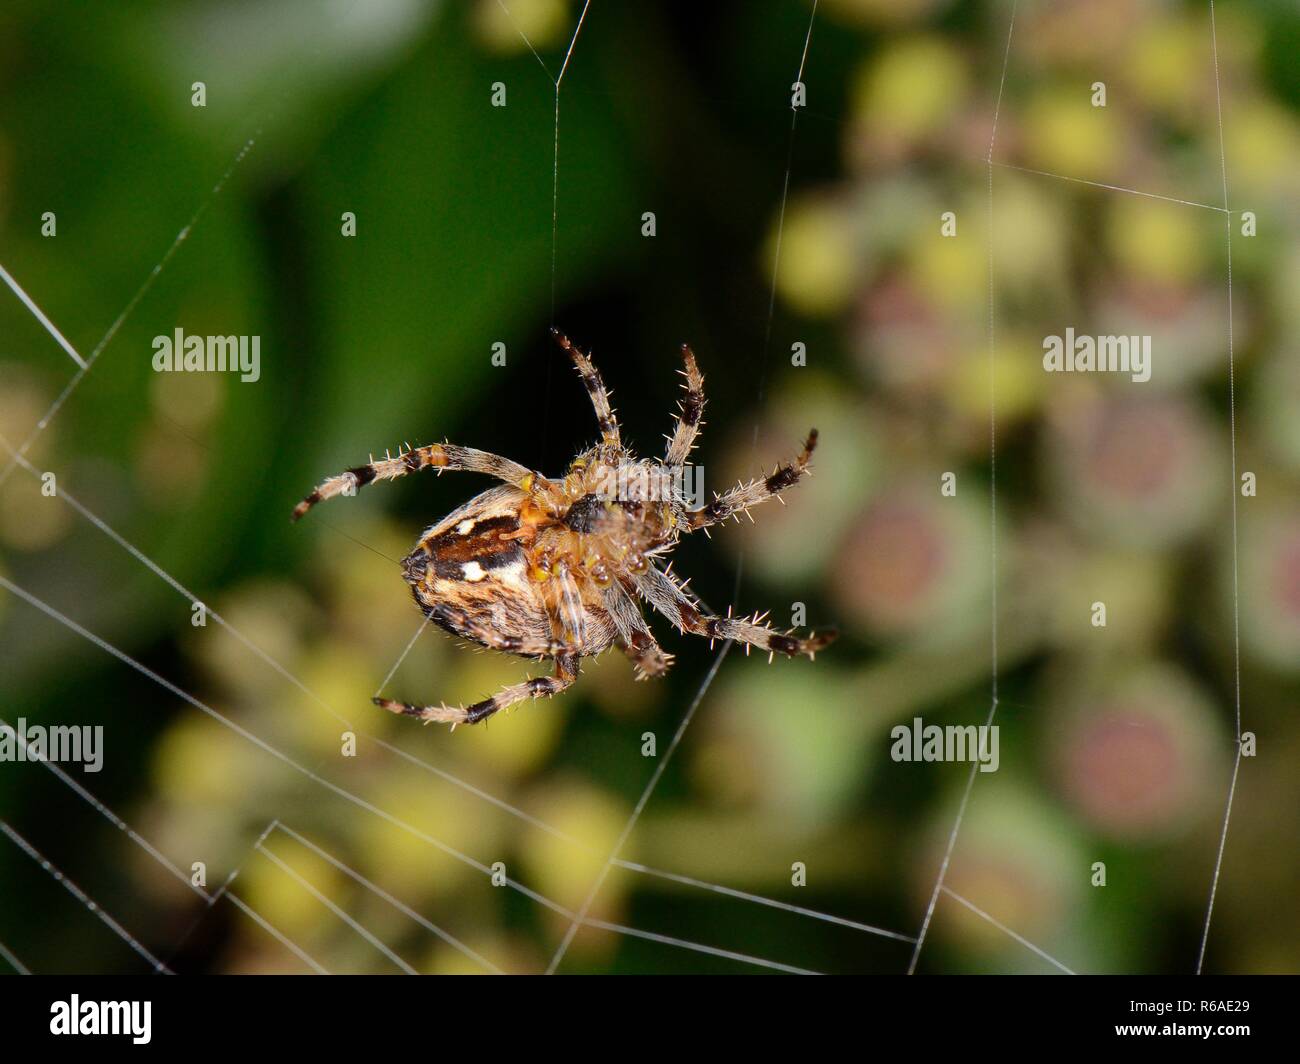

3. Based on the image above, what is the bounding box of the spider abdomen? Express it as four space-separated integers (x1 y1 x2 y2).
403 487 553 654
401 483 624 661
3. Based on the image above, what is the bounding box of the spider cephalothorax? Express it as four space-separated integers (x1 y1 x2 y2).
293 329 835 726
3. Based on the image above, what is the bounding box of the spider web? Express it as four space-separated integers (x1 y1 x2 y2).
0 0 1254 976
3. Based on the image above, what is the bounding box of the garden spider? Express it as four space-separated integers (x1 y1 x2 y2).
293 329 835 726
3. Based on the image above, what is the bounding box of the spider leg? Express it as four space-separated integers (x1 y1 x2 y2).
551 561 589 649
600 580 673 679
293 443 543 521
684 430 817 531
374 652 579 727
551 328 621 455
635 564 836 660
664 343 705 467
620 629 674 679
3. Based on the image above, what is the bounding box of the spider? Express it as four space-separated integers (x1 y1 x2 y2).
292 329 835 727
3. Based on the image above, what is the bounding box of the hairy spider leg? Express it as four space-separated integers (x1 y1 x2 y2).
635 564 836 660
550 561 589 648
551 327 621 455
664 343 705 467
375 651 580 727
684 430 818 531
621 629 674 679
604 581 674 679
292 443 548 521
